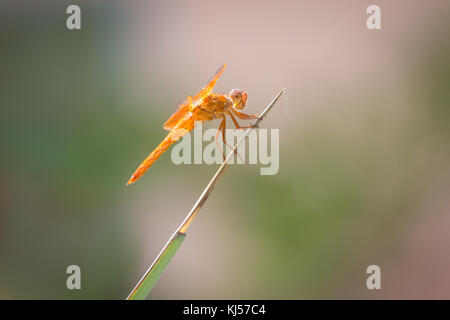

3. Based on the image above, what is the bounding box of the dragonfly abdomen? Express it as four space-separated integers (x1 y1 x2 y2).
126 117 195 185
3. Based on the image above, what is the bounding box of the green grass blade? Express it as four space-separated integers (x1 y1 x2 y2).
126 232 186 300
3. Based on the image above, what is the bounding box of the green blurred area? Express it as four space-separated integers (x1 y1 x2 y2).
0 2 449 299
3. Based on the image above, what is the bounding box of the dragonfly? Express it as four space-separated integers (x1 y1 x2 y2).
126 64 259 186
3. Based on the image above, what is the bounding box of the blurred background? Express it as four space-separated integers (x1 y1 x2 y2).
1 0 449 299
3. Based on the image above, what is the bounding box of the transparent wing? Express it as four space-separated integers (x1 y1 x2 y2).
163 64 226 131
163 96 192 131
192 64 226 103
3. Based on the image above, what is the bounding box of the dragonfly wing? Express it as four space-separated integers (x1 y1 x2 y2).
192 64 226 103
163 96 192 131
163 64 226 131
170 112 195 141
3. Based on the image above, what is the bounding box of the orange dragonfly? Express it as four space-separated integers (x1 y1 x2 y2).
126 64 259 186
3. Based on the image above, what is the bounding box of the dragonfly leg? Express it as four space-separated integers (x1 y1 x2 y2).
215 117 227 161
229 112 258 129
231 108 259 120
215 116 242 162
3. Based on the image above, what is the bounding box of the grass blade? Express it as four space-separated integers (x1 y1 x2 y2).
127 232 185 300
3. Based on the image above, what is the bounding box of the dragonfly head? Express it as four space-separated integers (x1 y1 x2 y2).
229 89 248 109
